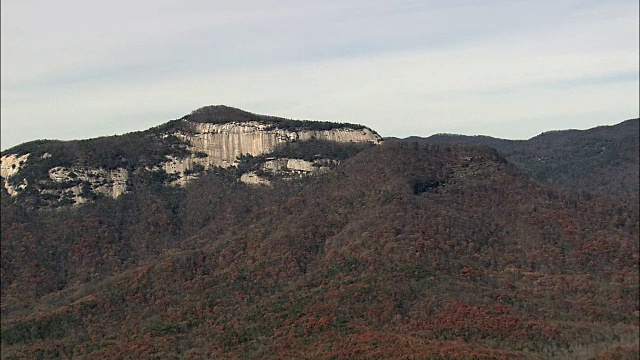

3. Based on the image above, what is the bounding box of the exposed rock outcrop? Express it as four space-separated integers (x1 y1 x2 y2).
0 153 30 196
158 121 381 186
240 172 271 186
47 166 129 202
165 121 381 164
0 106 382 204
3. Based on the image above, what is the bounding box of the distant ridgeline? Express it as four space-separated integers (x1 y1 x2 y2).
393 118 640 198
0 105 382 207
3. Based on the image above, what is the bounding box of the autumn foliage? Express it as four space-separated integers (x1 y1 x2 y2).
1 141 638 359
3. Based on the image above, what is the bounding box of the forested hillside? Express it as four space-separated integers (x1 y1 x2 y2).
398 119 640 198
2 141 637 359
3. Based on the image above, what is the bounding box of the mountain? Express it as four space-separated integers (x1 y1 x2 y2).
393 119 640 198
0 105 382 207
1 110 638 359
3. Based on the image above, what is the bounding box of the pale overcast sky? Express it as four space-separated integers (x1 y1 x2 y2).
1 0 638 150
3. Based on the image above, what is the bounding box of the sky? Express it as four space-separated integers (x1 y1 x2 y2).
1 0 638 150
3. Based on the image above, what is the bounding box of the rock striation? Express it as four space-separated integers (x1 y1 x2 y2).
0 106 382 205
171 121 380 167
158 121 381 185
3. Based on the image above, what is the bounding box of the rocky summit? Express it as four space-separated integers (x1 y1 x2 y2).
0 105 382 206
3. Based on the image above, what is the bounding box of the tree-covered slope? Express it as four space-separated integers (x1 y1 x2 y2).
2 142 637 359
398 119 640 198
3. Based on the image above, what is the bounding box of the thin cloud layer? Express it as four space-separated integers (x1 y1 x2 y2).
1 0 638 149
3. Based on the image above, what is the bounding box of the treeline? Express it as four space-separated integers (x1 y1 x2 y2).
183 105 367 131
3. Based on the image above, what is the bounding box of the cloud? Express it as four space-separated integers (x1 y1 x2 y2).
2 0 638 149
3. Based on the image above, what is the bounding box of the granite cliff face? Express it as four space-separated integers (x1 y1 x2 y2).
0 106 382 205
158 121 381 185
173 121 380 167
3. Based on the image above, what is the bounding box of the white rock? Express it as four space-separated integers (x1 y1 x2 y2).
0 153 30 196
161 121 382 186
240 172 271 186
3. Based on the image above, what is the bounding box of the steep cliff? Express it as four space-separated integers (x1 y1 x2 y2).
171 121 380 167
158 119 381 185
0 106 382 206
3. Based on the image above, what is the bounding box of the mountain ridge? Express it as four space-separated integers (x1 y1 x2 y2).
0 106 382 207
390 118 639 198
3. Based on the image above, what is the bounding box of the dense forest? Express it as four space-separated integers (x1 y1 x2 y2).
1 137 638 359
400 118 639 199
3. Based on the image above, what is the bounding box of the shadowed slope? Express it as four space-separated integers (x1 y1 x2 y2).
398 119 640 198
